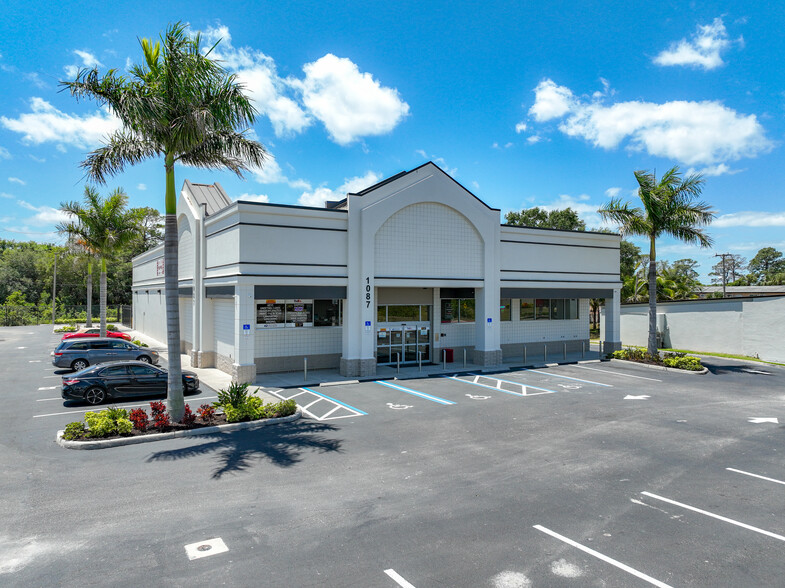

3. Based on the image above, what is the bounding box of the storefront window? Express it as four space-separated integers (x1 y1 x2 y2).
441 299 458 323
285 300 313 327
256 300 285 328
500 298 511 321
551 299 566 320
387 305 420 322
420 305 430 321
377 305 387 323
459 299 475 322
520 298 535 321
566 298 579 319
535 298 551 320
314 299 340 327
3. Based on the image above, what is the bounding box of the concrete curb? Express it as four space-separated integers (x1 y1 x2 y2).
56 407 303 450
610 358 709 375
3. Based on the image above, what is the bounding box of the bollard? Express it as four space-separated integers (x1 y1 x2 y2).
442 349 447 370
463 348 467 368
564 342 567 360
600 340 604 355
396 352 401 374
304 357 308 381
582 341 585 359
524 344 527 365
544 343 547 363
418 351 422 372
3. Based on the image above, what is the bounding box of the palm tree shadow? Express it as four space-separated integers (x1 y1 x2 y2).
145 421 343 479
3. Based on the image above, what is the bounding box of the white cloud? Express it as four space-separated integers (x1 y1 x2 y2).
24 72 47 89
471 181 480 190
687 163 744 177
0 146 10 159
526 135 542 144
250 153 311 190
515 122 527 133
528 79 574 122
8 177 25 185
28 155 45 163
137 183 147 191
0 97 121 150
1 192 14 199
714 211 785 227
63 49 103 79
17 200 70 226
297 54 410 145
415 149 428 159
524 193 613 230
654 18 735 70
298 171 380 207
526 78 771 166
605 187 622 198
236 192 270 203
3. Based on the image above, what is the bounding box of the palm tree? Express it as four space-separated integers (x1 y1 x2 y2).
61 22 267 421
58 187 137 337
599 166 714 355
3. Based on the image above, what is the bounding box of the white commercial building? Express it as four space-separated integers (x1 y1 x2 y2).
132 162 622 382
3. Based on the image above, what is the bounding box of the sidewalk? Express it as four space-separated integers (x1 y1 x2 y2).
123 326 605 393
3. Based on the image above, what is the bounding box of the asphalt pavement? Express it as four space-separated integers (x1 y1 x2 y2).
2 324 784 587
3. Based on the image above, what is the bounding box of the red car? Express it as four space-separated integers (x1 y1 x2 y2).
61 328 133 341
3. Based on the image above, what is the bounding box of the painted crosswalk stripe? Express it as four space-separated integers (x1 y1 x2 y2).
534 525 672 588
375 381 455 405
641 491 785 542
446 375 553 397
384 569 416 588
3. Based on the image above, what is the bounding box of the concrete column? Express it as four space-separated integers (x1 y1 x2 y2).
604 287 622 352
432 288 441 354
197 297 215 367
340 196 376 377
473 286 502 366
232 284 256 383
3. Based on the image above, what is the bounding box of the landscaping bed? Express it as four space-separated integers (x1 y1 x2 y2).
610 348 705 371
60 383 298 444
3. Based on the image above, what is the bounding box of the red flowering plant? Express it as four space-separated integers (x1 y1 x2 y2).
180 404 196 426
197 404 215 424
149 401 170 431
128 408 149 432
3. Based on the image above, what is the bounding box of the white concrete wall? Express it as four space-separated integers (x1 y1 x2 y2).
178 217 193 280
133 289 166 344
255 327 342 358
180 298 193 344
213 299 235 361
616 296 784 362
374 202 483 279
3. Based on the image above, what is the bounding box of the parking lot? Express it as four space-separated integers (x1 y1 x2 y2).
2 324 784 587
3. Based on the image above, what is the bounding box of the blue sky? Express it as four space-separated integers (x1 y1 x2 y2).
1 1 783 281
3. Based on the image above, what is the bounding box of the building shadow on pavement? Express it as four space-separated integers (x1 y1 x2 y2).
145 421 342 479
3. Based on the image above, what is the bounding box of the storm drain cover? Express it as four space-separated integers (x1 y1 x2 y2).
184 537 228 560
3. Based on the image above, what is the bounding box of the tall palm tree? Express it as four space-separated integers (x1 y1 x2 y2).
61 22 267 421
599 166 714 355
58 187 137 337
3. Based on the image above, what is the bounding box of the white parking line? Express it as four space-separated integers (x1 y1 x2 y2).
726 468 785 486
384 568 416 588
37 397 63 402
38 386 58 390
641 491 785 542
533 525 672 588
33 396 218 418
522 368 613 387
571 364 662 382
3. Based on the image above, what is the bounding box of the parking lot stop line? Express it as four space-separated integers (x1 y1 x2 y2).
524 368 612 387
571 364 662 382
533 525 672 588
640 491 785 542
375 381 455 405
384 569 416 588
726 468 785 486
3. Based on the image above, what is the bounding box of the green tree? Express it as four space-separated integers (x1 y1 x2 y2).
62 23 267 421
57 186 137 337
619 240 641 280
504 207 586 231
599 166 714 355
748 247 785 284
709 254 746 286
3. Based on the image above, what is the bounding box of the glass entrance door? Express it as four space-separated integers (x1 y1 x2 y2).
376 325 430 365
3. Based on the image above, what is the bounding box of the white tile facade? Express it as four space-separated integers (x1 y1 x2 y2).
213 299 235 361
255 327 343 358
178 219 193 280
374 202 483 279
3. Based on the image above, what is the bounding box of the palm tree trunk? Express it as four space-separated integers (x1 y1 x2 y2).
647 239 657 356
100 258 107 337
86 260 92 327
164 156 184 422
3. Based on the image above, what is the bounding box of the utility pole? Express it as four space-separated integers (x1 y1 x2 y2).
715 253 732 298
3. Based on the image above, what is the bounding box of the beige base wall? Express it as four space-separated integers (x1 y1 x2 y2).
501 339 589 362
255 353 341 374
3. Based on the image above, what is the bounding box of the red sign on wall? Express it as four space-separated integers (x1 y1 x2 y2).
156 259 165 276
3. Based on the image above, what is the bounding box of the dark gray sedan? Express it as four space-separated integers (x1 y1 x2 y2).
61 361 199 405
52 337 159 371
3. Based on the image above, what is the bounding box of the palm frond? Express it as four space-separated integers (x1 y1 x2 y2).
82 130 160 184
177 129 267 176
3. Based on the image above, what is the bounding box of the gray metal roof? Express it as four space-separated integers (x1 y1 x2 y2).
184 180 231 216
699 285 785 294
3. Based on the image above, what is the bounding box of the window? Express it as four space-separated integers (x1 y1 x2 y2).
90 341 112 349
69 342 88 350
551 299 566 320
101 365 128 376
314 299 340 327
500 298 511 321
111 340 132 349
377 306 387 323
387 305 420 322
128 365 158 376
285 300 313 327
535 299 551 320
256 300 286 328
520 299 535 321
441 299 475 323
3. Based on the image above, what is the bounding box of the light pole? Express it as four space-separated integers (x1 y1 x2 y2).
715 253 732 298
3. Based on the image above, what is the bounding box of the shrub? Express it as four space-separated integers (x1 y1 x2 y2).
610 348 660 363
103 406 128 421
132 339 149 347
224 396 265 423
54 324 78 333
149 401 170 430
180 404 196 426
129 408 149 431
197 404 215 423
84 411 117 438
63 421 86 440
663 355 703 371
215 382 253 410
263 399 297 418
116 418 133 435
149 401 166 417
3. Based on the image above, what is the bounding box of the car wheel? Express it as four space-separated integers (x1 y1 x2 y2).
137 355 151 364
84 387 106 405
71 359 89 371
